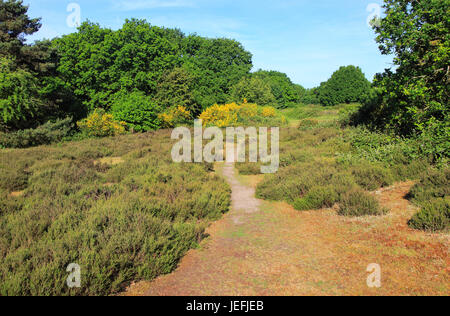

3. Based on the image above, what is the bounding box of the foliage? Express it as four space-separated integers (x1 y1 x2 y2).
77 109 126 137
199 101 284 127
54 20 183 111
0 57 43 129
252 70 305 108
339 126 433 175
0 0 41 68
293 185 338 211
0 130 231 295
301 88 320 105
182 35 253 109
406 167 449 232
0 2 84 131
231 76 276 106
110 91 161 132
351 0 449 160
199 102 241 127
154 67 201 116
408 198 449 232
337 189 387 217
158 106 193 128
317 65 371 106
0 117 72 148
261 106 276 117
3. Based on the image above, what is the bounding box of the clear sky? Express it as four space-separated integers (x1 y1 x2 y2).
25 0 393 88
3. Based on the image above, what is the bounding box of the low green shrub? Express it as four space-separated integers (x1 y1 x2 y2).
235 162 262 175
408 198 450 232
408 168 450 205
0 168 29 192
337 189 387 217
0 117 73 148
111 91 161 132
0 191 23 216
293 185 338 211
256 162 337 203
298 119 319 130
0 131 231 296
329 173 358 196
350 163 394 191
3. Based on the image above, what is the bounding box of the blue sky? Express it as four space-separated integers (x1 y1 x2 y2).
25 0 393 88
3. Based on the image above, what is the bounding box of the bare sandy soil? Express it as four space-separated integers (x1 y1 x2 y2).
122 162 449 296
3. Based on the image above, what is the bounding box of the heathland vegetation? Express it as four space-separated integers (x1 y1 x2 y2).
0 0 448 295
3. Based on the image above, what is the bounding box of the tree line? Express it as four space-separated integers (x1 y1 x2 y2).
0 0 448 161
0 0 307 136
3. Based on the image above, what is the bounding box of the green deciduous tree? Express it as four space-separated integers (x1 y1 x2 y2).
111 91 161 132
317 65 371 106
154 67 201 116
352 0 449 160
253 70 305 108
182 35 253 108
231 75 276 106
0 57 42 130
55 20 183 111
55 22 253 112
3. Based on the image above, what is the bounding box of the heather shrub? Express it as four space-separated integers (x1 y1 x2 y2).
293 185 338 211
408 168 450 205
235 162 262 175
0 117 73 148
350 163 394 191
0 131 231 295
298 119 319 130
407 168 449 232
338 189 387 217
408 198 449 232
256 162 337 203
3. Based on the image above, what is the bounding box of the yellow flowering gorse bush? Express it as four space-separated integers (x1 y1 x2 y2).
159 106 192 128
199 101 263 127
261 106 277 117
77 109 126 137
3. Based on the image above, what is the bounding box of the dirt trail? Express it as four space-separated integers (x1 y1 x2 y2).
123 164 449 296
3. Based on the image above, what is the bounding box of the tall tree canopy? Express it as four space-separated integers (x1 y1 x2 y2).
0 0 77 130
55 20 184 111
182 35 253 108
0 0 40 68
253 70 305 108
231 75 276 106
317 65 371 107
55 22 253 111
354 0 449 139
